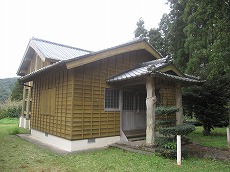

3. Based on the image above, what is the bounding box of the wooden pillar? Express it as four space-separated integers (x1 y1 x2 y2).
175 83 183 125
26 87 32 120
145 76 156 146
21 86 26 117
19 86 27 128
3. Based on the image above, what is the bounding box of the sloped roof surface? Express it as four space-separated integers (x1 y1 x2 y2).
31 37 91 60
106 57 204 84
106 57 171 82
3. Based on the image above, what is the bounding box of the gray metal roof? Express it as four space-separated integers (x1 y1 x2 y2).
106 57 171 82
31 37 91 60
154 72 204 84
106 57 204 84
19 38 161 80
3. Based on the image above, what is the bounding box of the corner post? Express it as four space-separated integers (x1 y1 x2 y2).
175 83 183 125
24 84 32 129
145 76 156 146
19 86 27 128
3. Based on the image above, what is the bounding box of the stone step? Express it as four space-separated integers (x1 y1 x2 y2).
128 136 146 142
110 143 154 155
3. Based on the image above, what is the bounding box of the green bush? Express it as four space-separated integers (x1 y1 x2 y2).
155 106 179 116
158 124 195 137
156 106 194 159
0 100 22 119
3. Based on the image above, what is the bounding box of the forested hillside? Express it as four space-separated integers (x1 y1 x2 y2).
0 78 18 103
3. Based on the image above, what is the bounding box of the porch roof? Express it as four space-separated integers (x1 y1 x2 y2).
106 57 204 85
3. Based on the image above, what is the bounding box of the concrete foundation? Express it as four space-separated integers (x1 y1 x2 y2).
19 116 30 129
31 129 120 152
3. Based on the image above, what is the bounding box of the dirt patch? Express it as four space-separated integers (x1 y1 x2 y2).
114 141 230 161
184 143 230 161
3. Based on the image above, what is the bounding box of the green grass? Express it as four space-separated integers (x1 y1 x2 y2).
0 119 230 172
0 117 19 124
187 127 228 149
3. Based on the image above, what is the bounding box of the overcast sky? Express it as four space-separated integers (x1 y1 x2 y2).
0 0 169 79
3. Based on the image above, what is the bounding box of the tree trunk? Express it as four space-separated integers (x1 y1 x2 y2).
145 76 156 146
203 126 211 136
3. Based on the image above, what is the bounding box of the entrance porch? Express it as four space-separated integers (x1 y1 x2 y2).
106 57 203 145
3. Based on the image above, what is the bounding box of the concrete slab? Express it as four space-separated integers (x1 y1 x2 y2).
17 134 107 155
111 140 156 155
17 134 69 155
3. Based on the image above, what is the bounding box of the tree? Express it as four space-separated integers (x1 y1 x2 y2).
148 28 164 55
134 18 148 38
183 76 230 135
0 78 18 103
11 80 23 101
182 0 230 79
158 13 171 57
167 0 189 72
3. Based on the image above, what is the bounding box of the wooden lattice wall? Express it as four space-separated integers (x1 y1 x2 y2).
31 67 74 139
31 49 153 140
72 50 153 140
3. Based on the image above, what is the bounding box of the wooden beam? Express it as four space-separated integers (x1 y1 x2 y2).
66 41 161 69
145 76 156 146
175 83 183 125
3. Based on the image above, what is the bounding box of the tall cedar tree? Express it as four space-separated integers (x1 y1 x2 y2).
134 18 148 38
166 0 230 134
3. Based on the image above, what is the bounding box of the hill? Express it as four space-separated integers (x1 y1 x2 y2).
0 78 18 103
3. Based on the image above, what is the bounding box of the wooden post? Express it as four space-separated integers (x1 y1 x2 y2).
19 86 27 128
26 87 31 120
177 135 182 165
145 76 156 146
21 86 26 117
175 83 183 125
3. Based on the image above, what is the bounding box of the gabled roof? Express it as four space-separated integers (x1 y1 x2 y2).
106 57 204 85
17 37 91 75
65 38 162 69
19 38 162 82
30 37 92 61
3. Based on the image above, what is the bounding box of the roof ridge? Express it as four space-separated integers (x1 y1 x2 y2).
31 37 92 53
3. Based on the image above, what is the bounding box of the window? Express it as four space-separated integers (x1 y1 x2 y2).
40 88 56 115
105 88 119 110
123 91 134 110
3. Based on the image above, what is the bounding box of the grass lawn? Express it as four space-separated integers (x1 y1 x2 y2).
0 118 230 172
187 126 228 149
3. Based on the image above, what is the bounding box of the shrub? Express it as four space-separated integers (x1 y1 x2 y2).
156 106 194 159
183 76 229 135
0 100 22 119
158 124 195 137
